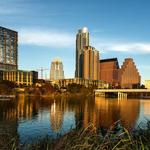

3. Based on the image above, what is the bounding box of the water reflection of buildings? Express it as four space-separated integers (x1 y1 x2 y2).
0 95 143 146
94 98 140 129
143 101 150 115
17 94 39 119
74 97 140 130
0 100 18 148
50 100 64 133
0 94 40 146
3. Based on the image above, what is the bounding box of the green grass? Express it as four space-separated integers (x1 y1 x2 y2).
1 121 150 150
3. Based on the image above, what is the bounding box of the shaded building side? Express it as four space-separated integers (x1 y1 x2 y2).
99 58 119 86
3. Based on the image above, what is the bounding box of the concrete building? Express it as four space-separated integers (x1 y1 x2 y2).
50 58 64 81
0 26 18 71
83 46 99 80
57 78 108 89
2 70 38 86
145 80 150 89
119 58 141 89
75 27 89 78
99 58 119 87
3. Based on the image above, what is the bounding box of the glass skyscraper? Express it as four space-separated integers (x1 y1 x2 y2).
0 26 18 70
75 27 89 78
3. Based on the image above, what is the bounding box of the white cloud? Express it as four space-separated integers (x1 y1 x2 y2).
18 28 150 54
19 29 75 47
92 38 150 54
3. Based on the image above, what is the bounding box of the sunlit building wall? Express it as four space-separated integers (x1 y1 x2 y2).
2 70 38 86
58 78 108 89
119 58 141 89
0 26 18 71
50 58 64 81
75 27 89 78
83 46 99 80
145 80 150 89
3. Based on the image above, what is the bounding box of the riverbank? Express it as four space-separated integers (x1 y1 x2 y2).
1 121 150 150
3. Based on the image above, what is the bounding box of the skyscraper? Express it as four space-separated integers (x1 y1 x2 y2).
75 27 89 78
119 58 141 89
50 58 64 81
83 46 99 80
0 26 18 71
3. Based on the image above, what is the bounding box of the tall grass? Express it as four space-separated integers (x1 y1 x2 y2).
1 121 150 150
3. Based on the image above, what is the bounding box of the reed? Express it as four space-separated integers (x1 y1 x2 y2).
1 121 150 150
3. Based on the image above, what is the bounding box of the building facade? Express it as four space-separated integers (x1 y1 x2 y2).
58 78 108 89
119 58 141 89
50 58 64 81
2 70 38 86
83 46 99 80
145 80 150 89
75 27 89 78
0 27 18 71
99 58 119 87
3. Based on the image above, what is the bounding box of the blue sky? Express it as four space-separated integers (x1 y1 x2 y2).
0 0 150 82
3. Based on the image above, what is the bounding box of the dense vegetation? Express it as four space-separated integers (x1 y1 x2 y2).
0 80 17 94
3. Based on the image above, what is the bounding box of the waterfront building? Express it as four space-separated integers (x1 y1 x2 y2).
75 27 89 78
99 58 119 87
145 80 150 89
119 58 141 89
2 70 38 86
57 78 108 89
83 46 99 80
0 26 18 71
50 58 64 81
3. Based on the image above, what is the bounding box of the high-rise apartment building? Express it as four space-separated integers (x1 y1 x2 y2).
75 27 89 78
119 58 141 89
83 46 99 80
50 58 64 81
0 27 18 71
99 58 119 86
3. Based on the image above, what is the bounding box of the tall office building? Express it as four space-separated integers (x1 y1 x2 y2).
99 58 119 86
0 26 18 70
83 46 99 80
119 58 141 89
50 58 64 81
75 27 89 78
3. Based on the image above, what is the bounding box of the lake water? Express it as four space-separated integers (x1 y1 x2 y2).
0 94 150 144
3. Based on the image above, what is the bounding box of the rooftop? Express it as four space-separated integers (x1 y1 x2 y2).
100 58 118 63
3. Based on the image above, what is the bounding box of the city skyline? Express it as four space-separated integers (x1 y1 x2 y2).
1 0 150 82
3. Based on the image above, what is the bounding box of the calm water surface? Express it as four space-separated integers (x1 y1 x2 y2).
0 94 150 143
